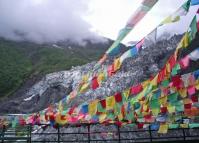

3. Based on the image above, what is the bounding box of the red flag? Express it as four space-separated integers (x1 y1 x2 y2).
191 95 198 102
158 67 166 83
91 76 99 90
184 103 192 109
161 107 167 113
68 106 76 115
137 123 144 129
168 55 176 69
107 64 115 77
100 99 106 108
114 92 122 103
130 84 143 95
171 75 182 89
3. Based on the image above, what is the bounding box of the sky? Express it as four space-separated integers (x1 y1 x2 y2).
0 0 198 44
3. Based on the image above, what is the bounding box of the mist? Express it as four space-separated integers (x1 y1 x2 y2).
0 0 104 44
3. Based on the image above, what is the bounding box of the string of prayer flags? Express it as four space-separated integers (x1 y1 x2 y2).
98 0 159 61
65 0 196 106
119 0 191 64
62 0 195 108
160 0 191 25
126 0 158 27
106 27 131 55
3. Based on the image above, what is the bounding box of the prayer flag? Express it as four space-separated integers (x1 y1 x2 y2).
89 100 98 116
158 124 168 134
106 96 116 110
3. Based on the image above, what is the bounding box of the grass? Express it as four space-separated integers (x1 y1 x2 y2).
0 39 109 97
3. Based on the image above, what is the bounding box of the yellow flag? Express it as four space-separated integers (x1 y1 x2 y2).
182 32 189 48
166 63 171 73
173 16 180 22
161 16 172 25
175 41 183 58
55 113 67 125
159 96 167 105
79 83 90 93
151 108 160 116
178 88 187 98
168 105 175 113
58 102 63 113
158 124 168 134
151 74 159 86
89 100 98 116
114 58 121 71
106 96 115 110
143 104 148 112
97 72 105 84
123 88 130 100
118 113 123 121
195 81 199 90
99 113 107 123
183 98 191 104
180 124 188 128
142 80 150 88
82 74 89 82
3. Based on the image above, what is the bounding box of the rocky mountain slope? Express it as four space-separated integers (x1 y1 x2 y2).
0 34 187 114
0 38 124 98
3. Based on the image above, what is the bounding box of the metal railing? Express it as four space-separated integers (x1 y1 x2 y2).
1 123 199 143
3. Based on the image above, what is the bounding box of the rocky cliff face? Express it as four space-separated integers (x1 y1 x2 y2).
0 35 183 114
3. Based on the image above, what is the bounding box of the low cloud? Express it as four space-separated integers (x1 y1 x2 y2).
0 0 104 44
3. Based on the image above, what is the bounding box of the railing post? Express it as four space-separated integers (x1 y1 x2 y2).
117 125 121 143
87 124 91 143
182 128 186 141
58 125 60 143
2 125 5 143
29 125 32 143
149 126 152 143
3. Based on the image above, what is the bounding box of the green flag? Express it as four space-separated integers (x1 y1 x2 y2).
150 99 160 109
169 124 179 129
168 93 178 103
189 123 199 128
182 0 191 12
189 15 198 40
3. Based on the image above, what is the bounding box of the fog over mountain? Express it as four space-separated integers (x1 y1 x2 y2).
0 0 105 44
